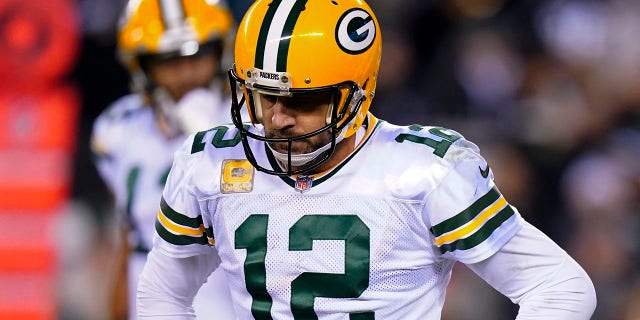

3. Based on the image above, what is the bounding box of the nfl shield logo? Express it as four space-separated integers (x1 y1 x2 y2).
294 176 313 193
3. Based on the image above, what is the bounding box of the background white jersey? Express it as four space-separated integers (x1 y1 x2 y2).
91 93 237 319
156 113 524 319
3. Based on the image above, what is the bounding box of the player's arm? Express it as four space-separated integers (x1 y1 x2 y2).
421 133 595 319
137 134 219 318
466 222 596 319
90 106 131 320
109 226 131 320
137 248 217 319
90 103 127 191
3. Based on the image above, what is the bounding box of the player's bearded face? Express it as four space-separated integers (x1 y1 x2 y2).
147 53 218 101
259 91 334 155
266 129 331 155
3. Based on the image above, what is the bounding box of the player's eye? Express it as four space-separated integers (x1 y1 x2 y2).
259 94 279 107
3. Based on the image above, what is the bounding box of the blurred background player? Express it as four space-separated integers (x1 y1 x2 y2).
90 0 239 318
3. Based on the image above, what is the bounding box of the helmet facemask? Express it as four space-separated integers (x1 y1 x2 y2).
229 67 366 176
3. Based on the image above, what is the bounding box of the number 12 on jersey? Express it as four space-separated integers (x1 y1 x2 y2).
395 125 462 158
235 214 375 320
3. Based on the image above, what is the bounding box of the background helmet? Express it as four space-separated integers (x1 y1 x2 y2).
117 0 234 95
229 0 382 175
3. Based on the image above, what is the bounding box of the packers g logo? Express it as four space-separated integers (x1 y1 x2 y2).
335 8 376 55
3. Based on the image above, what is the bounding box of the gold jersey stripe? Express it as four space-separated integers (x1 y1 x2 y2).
157 209 206 237
435 196 507 246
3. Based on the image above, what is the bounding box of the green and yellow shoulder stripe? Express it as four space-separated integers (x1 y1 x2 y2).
155 197 215 246
430 187 518 254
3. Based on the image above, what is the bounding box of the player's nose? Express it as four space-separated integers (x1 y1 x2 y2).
270 99 296 129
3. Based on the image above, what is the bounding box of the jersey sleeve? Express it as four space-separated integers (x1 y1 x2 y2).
466 222 596 319
424 137 524 264
90 107 122 191
153 134 216 259
90 95 143 191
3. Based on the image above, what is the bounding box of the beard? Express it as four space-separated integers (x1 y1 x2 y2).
265 129 330 155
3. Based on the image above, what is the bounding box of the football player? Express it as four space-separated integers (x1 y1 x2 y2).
90 0 238 318
137 0 597 319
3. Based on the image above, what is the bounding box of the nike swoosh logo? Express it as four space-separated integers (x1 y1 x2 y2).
479 165 490 178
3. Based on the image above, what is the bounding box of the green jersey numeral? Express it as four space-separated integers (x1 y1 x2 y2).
191 125 244 154
395 125 462 158
235 214 374 320
235 215 273 319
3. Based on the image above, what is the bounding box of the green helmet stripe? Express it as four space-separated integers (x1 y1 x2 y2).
255 0 282 69
277 0 308 71
254 0 308 72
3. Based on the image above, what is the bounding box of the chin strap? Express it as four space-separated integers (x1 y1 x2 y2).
267 128 347 167
267 115 368 168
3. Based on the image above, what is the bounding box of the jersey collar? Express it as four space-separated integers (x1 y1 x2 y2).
265 113 382 190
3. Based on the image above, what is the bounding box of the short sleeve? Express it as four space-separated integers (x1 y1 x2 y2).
153 134 216 258
89 95 143 191
424 138 524 264
90 109 121 191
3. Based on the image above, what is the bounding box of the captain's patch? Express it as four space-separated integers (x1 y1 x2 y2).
221 160 254 193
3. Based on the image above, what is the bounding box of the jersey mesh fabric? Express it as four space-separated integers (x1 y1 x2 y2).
209 192 453 320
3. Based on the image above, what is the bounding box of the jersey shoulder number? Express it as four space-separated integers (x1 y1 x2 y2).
394 125 464 158
190 124 247 154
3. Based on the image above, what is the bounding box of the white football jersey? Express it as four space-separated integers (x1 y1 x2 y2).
156 113 524 319
91 92 237 319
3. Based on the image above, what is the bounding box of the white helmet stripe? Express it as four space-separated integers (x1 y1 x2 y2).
254 0 308 72
263 0 298 72
159 0 185 30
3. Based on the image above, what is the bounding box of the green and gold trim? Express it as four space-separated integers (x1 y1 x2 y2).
155 197 215 246
430 187 515 253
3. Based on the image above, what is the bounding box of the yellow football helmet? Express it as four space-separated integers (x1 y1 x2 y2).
229 0 382 175
117 0 234 94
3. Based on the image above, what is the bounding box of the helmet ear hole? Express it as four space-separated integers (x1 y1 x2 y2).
246 88 263 124
325 92 339 125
